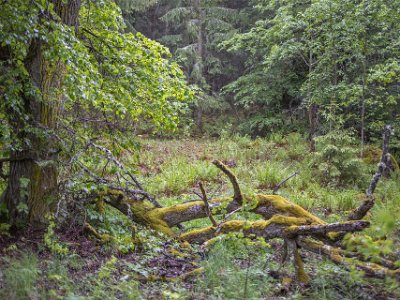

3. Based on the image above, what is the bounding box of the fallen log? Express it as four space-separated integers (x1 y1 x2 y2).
96 159 399 283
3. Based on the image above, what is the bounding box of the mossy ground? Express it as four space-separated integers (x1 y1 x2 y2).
1 134 399 299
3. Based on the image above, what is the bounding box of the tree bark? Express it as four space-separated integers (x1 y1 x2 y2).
2 0 81 228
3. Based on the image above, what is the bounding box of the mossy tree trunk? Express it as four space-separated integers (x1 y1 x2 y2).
2 0 81 228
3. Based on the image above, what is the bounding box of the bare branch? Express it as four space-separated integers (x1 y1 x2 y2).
224 207 242 221
198 182 218 227
273 171 299 194
77 161 153 202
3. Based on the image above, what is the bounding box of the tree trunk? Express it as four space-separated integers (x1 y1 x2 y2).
194 0 205 133
360 47 367 158
2 0 81 228
308 104 318 152
307 43 317 152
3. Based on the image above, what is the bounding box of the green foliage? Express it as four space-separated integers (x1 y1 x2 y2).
1 137 399 299
98 256 118 280
310 260 366 300
87 205 136 254
0 253 40 300
147 156 220 195
44 216 69 256
313 130 366 187
0 223 11 237
0 0 192 166
131 0 248 132
221 0 400 138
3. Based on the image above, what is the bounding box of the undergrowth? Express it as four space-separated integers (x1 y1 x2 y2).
1 134 399 299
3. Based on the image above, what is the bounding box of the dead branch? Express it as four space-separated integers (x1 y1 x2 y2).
297 238 400 280
273 171 299 194
78 161 153 201
198 182 218 227
178 218 369 245
284 220 370 238
87 141 162 208
348 125 393 221
224 207 242 221
213 160 243 205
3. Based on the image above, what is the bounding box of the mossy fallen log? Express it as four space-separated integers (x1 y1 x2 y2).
104 191 327 236
96 159 399 283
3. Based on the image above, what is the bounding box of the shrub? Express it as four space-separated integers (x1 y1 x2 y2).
312 130 365 187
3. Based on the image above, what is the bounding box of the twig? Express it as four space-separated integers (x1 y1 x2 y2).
193 191 203 200
78 161 152 201
87 141 162 208
224 207 242 221
198 182 218 227
273 171 299 194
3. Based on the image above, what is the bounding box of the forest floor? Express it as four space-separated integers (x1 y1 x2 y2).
0 134 399 299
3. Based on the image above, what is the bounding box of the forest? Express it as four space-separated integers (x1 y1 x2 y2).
0 0 399 299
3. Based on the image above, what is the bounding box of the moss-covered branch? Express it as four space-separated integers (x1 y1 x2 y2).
178 218 369 244
212 160 243 204
297 238 400 281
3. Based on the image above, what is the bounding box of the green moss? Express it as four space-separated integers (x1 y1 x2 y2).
293 246 310 284
180 215 312 243
255 194 326 225
180 226 214 241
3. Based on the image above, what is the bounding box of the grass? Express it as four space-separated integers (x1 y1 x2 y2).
133 134 385 216
193 237 276 299
0 252 40 300
1 134 399 299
